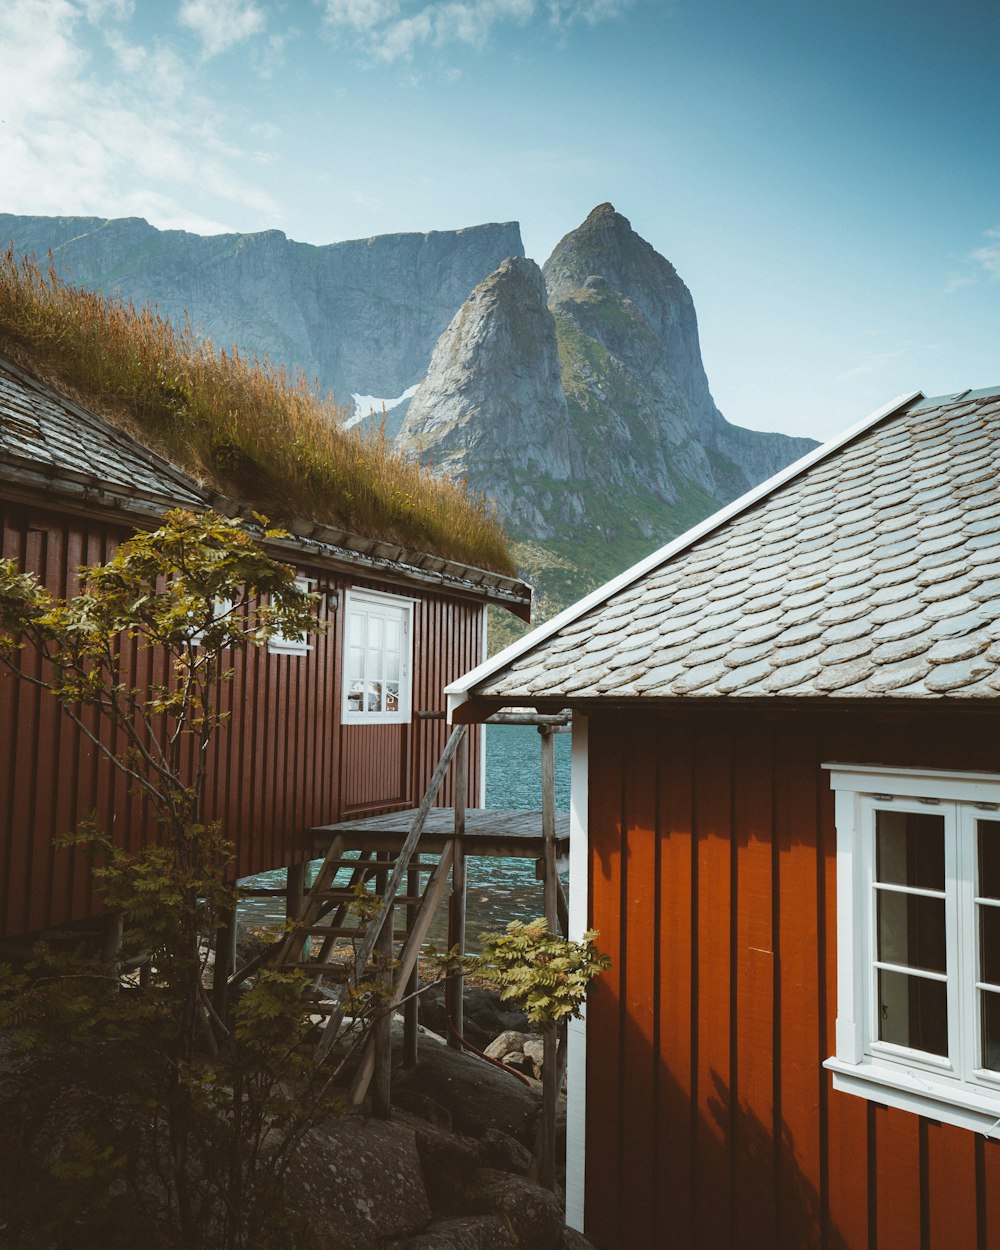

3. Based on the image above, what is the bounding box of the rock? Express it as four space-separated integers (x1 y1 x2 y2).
522 1035 545 1077
392 1033 539 1142
412 1123 482 1214
477 1126 534 1176
417 984 528 1050
394 1089 453 1130
291 1115 431 1250
484 1030 526 1061
502 1051 531 1075
398 256 575 536
561 1227 599 1250
398 1215 518 1249
474 1168 566 1250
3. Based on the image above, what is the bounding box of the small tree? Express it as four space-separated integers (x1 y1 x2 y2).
0 509 340 1249
468 918 609 1190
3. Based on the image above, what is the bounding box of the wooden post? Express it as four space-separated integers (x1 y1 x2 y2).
538 725 560 1190
403 855 420 1067
447 728 468 1050
286 859 308 961
372 854 393 1117
285 861 307 922
540 726 558 932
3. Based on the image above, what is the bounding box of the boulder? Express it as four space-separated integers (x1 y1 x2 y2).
523 1035 545 1078
473 1168 566 1250
484 1030 526 1061
394 1089 453 1130
392 1034 539 1142
477 1127 533 1176
561 1227 599 1250
398 1215 517 1249
412 1122 482 1215
291 1115 431 1250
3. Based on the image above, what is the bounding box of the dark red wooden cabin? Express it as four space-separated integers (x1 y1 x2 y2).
0 352 529 940
451 386 1000 1250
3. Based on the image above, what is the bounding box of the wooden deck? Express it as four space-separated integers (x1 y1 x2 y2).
310 807 570 860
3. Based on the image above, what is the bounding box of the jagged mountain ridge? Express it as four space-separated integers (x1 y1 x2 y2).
0 212 523 406
399 204 816 613
3 205 817 630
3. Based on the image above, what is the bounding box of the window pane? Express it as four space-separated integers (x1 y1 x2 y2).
877 891 946 973
982 990 1000 1072
386 618 401 650
348 645 364 681
980 820 1000 900
369 614 384 648
366 680 383 713
349 610 366 647
876 809 945 890
980 905 1000 985
877 968 948 1056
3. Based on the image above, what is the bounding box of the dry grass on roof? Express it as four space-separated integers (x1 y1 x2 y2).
0 247 516 576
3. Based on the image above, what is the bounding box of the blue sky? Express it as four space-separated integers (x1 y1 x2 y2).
1 0 997 440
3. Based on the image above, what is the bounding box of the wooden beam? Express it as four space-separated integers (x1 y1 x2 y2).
540 726 559 932
447 730 469 1049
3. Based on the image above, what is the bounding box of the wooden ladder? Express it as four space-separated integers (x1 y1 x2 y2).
273 724 468 1110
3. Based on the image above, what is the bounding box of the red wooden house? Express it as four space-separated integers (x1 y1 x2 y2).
0 350 530 941
448 385 1000 1250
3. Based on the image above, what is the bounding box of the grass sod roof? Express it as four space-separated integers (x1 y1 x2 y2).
0 246 517 577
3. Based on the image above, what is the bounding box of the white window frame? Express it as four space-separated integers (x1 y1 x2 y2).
825 762 1000 1137
267 576 314 657
341 588 414 725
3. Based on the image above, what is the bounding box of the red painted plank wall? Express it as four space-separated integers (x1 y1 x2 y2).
0 502 485 935
584 703 1000 1250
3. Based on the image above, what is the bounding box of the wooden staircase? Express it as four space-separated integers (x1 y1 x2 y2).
272 725 469 1111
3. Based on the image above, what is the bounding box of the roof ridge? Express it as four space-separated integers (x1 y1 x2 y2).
445 388 923 716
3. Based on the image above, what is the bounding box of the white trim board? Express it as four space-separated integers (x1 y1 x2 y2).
565 712 590 1233
446 389 921 720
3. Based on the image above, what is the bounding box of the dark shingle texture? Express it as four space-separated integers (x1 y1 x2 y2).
474 390 1000 701
0 360 205 507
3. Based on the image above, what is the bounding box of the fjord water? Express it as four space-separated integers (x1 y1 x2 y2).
238 725 571 944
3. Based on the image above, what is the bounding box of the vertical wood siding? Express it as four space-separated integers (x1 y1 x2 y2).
585 704 1000 1250
0 503 485 935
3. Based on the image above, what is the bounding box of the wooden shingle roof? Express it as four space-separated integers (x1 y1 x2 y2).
451 386 1000 707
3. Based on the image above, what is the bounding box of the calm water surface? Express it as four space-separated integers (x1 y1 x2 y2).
238 724 571 947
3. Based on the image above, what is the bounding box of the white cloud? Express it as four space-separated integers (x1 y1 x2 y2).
322 0 401 30
320 0 631 61
547 0 634 25
969 228 1000 280
836 345 910 382
178 0 266 58
0 0 280 236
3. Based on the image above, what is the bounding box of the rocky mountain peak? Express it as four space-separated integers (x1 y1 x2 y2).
397 256 574 536
402 205 817 613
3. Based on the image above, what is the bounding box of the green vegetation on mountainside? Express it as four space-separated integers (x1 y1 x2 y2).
483 286 732 656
